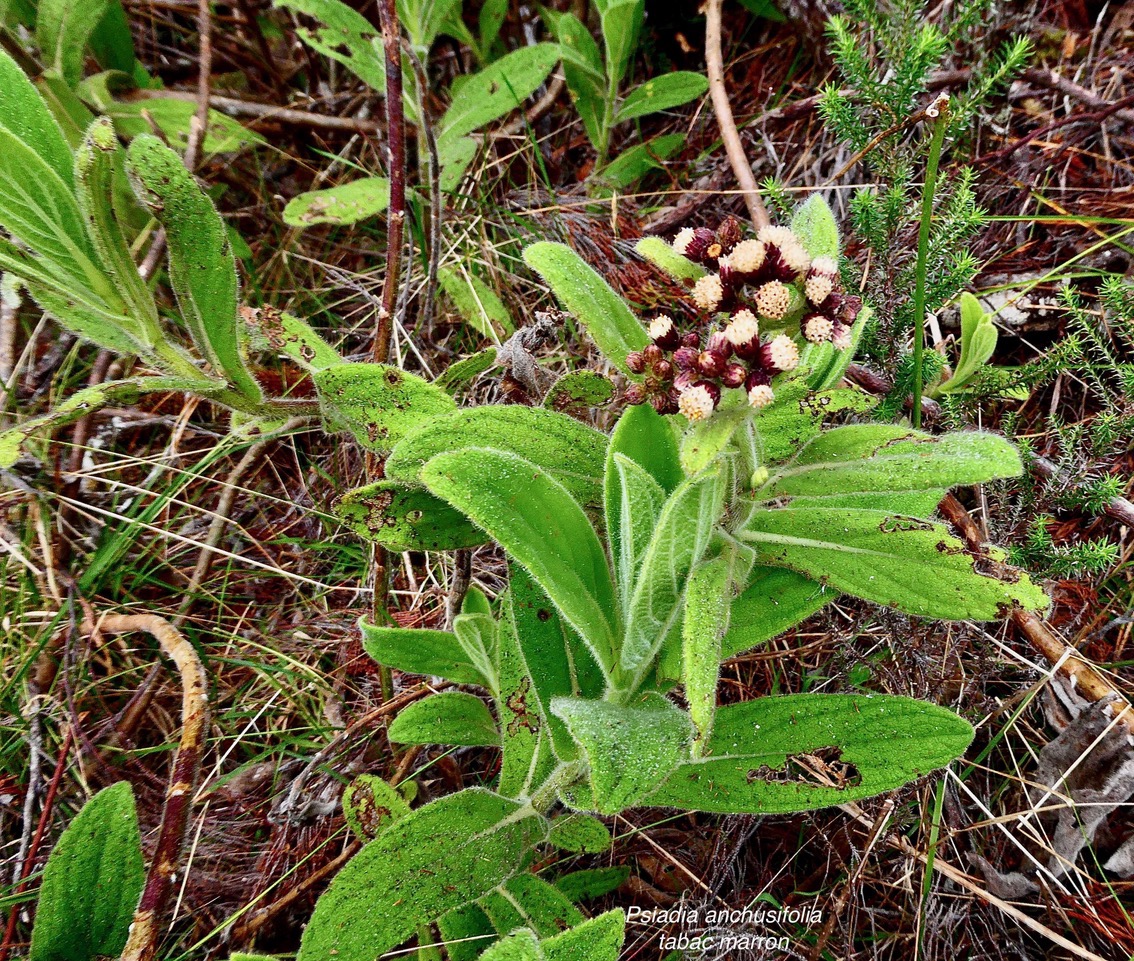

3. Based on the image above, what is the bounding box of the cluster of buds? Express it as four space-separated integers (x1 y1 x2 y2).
622 218 862 421
624 311 801 421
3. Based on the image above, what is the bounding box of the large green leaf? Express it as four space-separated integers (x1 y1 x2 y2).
388 405 607 512
683 556 731 754
753 379 874 464
523 242 648 376
480 929 541 960
590 133 684 195
606 400 683 492
615 72 708 122
721 566 830 658
361 619 491 687
422 449 620 675
757 425 1023 501
482 875 583 939
297 789 548 961
438 903 497 961
314 362 457 454
389 692 500 746
600 0 644 86
283 176 390 227
335 479 487 551
543 910 624 960
274 0 385 91
553 694 691 814
12 274 148 357
243 307 342 372
608 454 666 610
106 98 266 154
546 813 611 853
36 0 110 86
29 782 144 961
621 468 725 673
741 506 1048 619
127 134 262 400
505 564 605 761
649 694 973 813
437 44 560 150
0 48 74 182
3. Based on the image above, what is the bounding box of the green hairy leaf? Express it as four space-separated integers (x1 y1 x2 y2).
479 929 542 960
335 479 487 551
437 44 560 149
546 813 612 853
438 903 497 961
274 0 385 91
107 98 266 154
591 134 684 195
342 775 410 841
29 781 144 961
543 370 615 414
436 347 497 391
742 507 1048 620
482 875 583 938
298 789 548 961
935 292 997 394
36 0 110 86
127 134 262 400
790 193 841 259
609 454 666 610
554 694 692 813
387 405 607 511
422 448 620 675
523 242 648 375
621 467 725 673
361 619 491 687
0 49 74 182
544 9 605 150
438 265 515 340
389 692 500 746
283 176 390 227
634 236 706 282
553 867 629 902
721 566 830 659
649 694 973 813
601 0 644 86
242 307 342 372
542 909 624 959
314 362 457 454
683 556 732 754
616 72 708 122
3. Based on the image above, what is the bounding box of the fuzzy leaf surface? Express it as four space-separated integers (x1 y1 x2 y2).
438 265 515 340
544 910 625 960
335 479 487 551
283 176 389 227
0 49 74 182
297 789 548 961
683 557 731 753
790 193 840 259
274 0 385 90
482 875 583 939
342 775 410 841
361 619 490 687
243 308 341 372
634 237 706 282
649 694 973 813
523 242 648 375
389 692 500 746
616 72 708 122
546 813 611 853
721 566 830 658
36 0 110 86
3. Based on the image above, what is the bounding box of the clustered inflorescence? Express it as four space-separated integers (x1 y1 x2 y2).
625 218 862 421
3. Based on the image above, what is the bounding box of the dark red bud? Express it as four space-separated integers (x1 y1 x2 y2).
624 383 647 405
681 331 701 349
698 349 727 378
745 368 771 392
674 370 698 392
715 216 743 252
673 346 700 370
626 350 646 374
643 343 663 366
684 227 717 263
707 332 731 358
721 363 747 388
654 359 674 381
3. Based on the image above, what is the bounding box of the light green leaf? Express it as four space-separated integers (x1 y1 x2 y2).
107 98 266 153
757 425 1023 501
438 903 497 961
591 134 683 195
297 789 548 961
790 193 840 259
544 910 625 960
680 401 749 475
89 0 139 75
436 347 497 392
127 134 262 400
546 813 611 853
274 0 385 91
601 0 644 86
741 506 1049 619
606 400 683 493
13 275 148 357
553 867 629 902
361 618 491 687
721 566 830 658
343 774 411 841
36 0 110 86
439 136 478 192
453 611 500 695
387 405 607 512
523 242 647 375
314 362 457 454
936 292 997 394
552 694 691 814
243 307 342 372
482 875 583 939
544 9 605 150
806 305 872 390
610 453 666 609
389 692 500 746
616 72 708 122
438 265 515 340
683 556 731 755
0 49 74 182
621 467 725 673
634 236 706 282
335 479 487 551
649 694 973 813
543 370 615 414
283 176 390 227
480 929 542 961
421 448 620 675
397 0 461 52
29 782 144 961
437 44 560 150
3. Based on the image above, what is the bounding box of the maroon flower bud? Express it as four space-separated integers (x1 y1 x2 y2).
624 383 647 405
840 295 863 324
721 362 747 388
647 315 681 351
654 359 674 381
649 392 669 414
674 370 698 392
625 350 646 374
661 390 681 415
672 226 717 263
643 343 663 366
715 216 743 253
674 346 700 370
698 349 727 378
681 331 701 349
745 367 771 392
706 331 732 358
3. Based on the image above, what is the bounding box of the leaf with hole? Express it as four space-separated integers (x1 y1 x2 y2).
343 775 410 841
335 479 487 551
283 177 390 227
274 0 385 91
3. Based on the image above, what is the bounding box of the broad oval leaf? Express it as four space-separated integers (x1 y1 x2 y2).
283 176 390 227
523 242 648 376
741 506 1049 620
335 479 488 551
127 134 262 400
297 789 548 961
388 691 500 746
547 813 611 853
437 265 515 340
421 448 620 675
388 405 607 511
361 618 490 687
615 71 708 123
790 193 840 259
314 362 457 454
591 133 683 195
29 781 144 961
648 694 973 813
479 929 541 960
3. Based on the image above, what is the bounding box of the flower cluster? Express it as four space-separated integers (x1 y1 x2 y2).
624 218 862 421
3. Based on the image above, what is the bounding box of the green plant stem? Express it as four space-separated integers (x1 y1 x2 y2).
528 761 584 814
911 97 949 429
